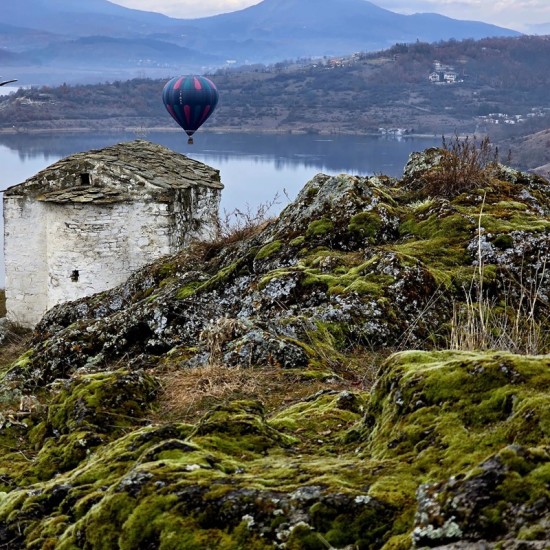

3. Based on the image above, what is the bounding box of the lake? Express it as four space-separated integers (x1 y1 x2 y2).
0 131 441 285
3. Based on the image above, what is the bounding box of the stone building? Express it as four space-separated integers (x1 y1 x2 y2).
3 140 223 327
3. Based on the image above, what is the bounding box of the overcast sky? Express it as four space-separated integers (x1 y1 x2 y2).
110 0 549 32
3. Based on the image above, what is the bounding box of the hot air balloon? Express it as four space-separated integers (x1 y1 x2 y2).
162 75 219 144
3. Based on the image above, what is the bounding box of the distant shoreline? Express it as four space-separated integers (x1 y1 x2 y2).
0 125 442 140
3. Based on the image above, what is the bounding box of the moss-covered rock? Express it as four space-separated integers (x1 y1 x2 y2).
414 445 550 547
1 149 550 548
1 350 548 548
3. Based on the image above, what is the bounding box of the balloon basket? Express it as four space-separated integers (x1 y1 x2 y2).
187 137 194 145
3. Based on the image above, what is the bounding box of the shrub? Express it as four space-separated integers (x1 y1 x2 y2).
422 135 502 197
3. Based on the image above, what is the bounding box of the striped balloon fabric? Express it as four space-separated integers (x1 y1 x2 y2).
162 75 219 144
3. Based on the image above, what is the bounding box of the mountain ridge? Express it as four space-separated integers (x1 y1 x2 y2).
0 0 521 84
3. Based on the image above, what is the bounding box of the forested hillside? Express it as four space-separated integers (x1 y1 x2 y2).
1 35 549 168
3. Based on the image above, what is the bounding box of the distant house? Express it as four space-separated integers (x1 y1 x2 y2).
3 140 223 327
443 71 458 83
429 60 462 84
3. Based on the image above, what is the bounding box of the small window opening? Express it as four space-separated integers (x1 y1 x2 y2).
80 173 91 186
70 270 79 282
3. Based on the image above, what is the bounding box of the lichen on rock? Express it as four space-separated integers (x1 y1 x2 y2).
1 147 549 548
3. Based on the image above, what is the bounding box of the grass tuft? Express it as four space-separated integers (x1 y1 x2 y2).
422 135 502 198
449 195 550 354
191 195 281 260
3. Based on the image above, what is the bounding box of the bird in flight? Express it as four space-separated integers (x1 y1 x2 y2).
0 79 17 86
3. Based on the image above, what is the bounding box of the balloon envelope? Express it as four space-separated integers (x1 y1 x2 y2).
162 75 219 138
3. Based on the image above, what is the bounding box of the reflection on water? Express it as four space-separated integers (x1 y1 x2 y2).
0 131 441 209
0 131 440 181
0 131 441 285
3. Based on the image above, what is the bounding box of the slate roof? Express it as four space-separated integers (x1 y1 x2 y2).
4 140 222 204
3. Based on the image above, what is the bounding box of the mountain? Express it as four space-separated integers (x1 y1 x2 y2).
190 0 520 55
0 0 521 84
0 0 175 37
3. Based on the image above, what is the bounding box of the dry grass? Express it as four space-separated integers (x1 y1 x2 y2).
449 195 550 354
156 314 379 422
191 195 281 261
422 135 502 197
199 318 245 366
155 364 350 422
0 291 32 359
0 328 32 373
450 267 550 355
0 290 6 318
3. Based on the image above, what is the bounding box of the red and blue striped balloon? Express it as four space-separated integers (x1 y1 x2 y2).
162 75 219 144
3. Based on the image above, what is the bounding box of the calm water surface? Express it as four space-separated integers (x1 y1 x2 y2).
0 131 441 285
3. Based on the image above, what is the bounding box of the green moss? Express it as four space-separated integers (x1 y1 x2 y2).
492 234 514 250
255 240 282 260
392 237 469 274
363 351 550 474
306 218 334 237
177 261 242 299
348 211 382 242
4 349 549 548
45 370 159 436
18 371 159 482
24 514 71 548
10 349 34 371
518 523 549 541
367 475 419 510
192 400 297 458
399 211 473 241
158 262 177 278
28 430 105 481
299 256 393 298
290 236 306 247
382 533 413 549
257 267 302 289
478 201 550 233
175 281 202 299
286 524 327 550
306 496 397 550
270 392 364 450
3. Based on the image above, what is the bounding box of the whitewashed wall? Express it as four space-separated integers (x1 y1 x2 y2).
45 200 175 310
4 197 49 327
173 186 221 248
5 188 220 328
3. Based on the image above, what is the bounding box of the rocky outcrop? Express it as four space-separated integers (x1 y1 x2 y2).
0 149 549 549
4 140 223 328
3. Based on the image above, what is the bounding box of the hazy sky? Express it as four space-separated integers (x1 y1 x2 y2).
110 0 549 32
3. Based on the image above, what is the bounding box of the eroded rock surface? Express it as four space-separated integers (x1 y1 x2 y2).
0 149 549 549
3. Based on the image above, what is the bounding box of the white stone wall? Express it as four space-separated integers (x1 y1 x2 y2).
4 197 49 327
46 201 174 312
173 186 221 247
4 167 222 328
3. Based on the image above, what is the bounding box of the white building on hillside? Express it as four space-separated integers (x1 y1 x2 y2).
3 140 222 327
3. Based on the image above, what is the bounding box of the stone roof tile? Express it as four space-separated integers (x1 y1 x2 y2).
5 140 222 203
